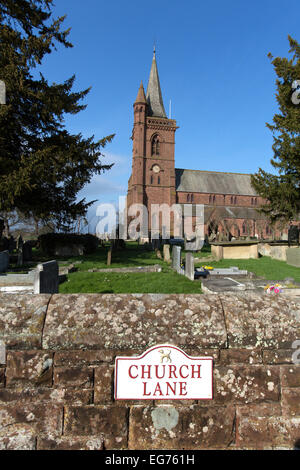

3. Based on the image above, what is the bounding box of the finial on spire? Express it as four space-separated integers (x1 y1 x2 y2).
153 44 156 56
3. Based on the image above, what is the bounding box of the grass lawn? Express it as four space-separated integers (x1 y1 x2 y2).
195 256 300 282
31 240 300 293
56 241 201 293
33 241 165 271
59 270 202 294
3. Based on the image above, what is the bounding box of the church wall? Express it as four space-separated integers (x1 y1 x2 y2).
0 293 299 450
176 191 264 208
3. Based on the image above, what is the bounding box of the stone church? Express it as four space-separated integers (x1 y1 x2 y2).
127 50 278 240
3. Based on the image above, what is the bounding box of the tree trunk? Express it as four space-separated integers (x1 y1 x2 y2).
3 218 9 238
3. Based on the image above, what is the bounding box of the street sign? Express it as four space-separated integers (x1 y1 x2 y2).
115 344 213 400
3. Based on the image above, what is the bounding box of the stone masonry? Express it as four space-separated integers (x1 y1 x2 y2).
0 293 299 450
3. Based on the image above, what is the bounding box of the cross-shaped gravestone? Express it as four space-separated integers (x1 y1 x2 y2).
0 81 6 105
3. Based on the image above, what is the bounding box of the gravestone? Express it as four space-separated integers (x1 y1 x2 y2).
288 226 299 246
0 251 9 273
34 260 59 294
8 236 16 254
16 235 24 267
286 248 300 268
22 241 33 262
185 252 194 281
185 236 204 252
163 244 171 263
172 245 181 273
151 238 161 251
0 80 5 105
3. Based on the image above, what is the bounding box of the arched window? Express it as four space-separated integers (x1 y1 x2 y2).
230 196 233 204
242 222 246 234
191 194 194 203
150 175 153 185
234 196 237 204
213 195 216 204
187 194 190 202
158 176 160 185
151 135 160 155
209 195 212 204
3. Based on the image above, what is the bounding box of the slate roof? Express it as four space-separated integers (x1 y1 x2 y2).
146 49 167 118
175 169 258 196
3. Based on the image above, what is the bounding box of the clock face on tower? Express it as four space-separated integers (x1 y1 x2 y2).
152 165 160 174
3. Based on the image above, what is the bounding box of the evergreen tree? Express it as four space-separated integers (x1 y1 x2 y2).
0 0 114 230
251 36 300 224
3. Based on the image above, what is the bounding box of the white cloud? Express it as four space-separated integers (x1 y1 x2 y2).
77 151 130 202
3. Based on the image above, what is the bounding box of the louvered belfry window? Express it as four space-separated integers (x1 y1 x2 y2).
152 135 160 155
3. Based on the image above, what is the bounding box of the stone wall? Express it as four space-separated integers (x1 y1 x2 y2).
258 243 299 262
0 293 299 450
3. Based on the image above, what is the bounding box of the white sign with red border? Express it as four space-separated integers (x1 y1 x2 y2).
114 344 213 400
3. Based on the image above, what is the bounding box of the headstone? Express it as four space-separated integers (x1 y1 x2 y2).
0 250 9 273
286 247 300 268
163 244 171 263
8 236 16 253
34 260 59 294
185 236 204 252
22 241 32 262
288 226 299 246
151 238 161 251
185 252 194 281
17 235 23 267
155 248 162 259
172 245 181 273
0 80 5 105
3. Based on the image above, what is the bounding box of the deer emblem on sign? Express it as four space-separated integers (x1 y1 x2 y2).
158 349 172 363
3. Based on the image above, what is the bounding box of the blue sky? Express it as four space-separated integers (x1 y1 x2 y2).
36 0 299 228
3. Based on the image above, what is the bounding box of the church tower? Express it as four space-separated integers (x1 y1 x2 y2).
127 49 178 234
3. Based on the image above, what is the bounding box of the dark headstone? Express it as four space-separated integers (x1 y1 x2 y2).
17 235 24 267
288 226 299 246
22 241 32 262
8 236 16 254
34 260 59 294
0 250 9 273
0 219 4 239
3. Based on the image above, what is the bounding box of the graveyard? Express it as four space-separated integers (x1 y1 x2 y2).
1 230 300 294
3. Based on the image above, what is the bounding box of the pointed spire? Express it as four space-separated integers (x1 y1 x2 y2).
146 49 167 118
135 80 147 104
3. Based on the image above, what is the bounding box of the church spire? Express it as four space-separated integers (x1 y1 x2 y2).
146 48 167 118
135 80 147 104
